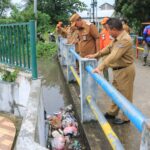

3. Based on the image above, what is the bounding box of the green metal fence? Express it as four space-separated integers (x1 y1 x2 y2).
0 20 37 79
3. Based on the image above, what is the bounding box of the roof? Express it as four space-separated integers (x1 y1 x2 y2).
99 0 114 6
100 2 114 8
78 0 115 18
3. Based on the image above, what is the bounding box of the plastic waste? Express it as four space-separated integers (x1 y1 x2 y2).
52 130 62 138
51 135 66 150
49 116 61 129
47 104 81 149
63 125 78 136
68 140 81 150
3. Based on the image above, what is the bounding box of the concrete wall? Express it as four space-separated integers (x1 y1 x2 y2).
15 79 47 150
0 72 31 117
0 64 47 149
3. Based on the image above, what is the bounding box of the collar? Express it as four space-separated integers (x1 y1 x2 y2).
116 30 126 41
81 20 86 29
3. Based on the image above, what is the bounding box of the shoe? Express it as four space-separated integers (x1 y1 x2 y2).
112 118 130 125
104 113 115 120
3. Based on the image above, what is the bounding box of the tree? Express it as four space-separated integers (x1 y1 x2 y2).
114 0 150 32
0 0 12 16
11 4 50 33
25 0 87 24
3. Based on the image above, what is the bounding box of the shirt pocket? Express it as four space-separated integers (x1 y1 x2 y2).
82 33 89 41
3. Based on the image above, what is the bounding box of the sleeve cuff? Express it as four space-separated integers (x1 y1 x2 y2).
95 51 102 58
98 63 105 71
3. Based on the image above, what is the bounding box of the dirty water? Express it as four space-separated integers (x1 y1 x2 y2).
38 58 71 115
38 58 87 149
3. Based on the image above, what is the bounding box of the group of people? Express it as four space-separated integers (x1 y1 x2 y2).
56 13 135 125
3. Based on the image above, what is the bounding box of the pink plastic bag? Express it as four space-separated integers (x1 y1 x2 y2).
51 135 66 150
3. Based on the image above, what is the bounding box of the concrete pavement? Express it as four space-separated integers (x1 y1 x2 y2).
0 116 16 150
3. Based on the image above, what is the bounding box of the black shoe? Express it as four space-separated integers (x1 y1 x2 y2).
112 118 130 125
104 113 115 120
143 63 147 66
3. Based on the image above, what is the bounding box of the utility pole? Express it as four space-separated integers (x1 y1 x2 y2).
91 0 97 23
90 0 95 23
34 0 37 40
93 0 94 23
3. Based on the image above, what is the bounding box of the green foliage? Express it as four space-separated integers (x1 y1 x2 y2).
0 0 12 17
11 5 35 22
37 11 50 33
0 18 16 24
11 5 50 33
37 41 57 59
114 0 150 33
0 69 19 82
10 0 86 32
36 0 87 24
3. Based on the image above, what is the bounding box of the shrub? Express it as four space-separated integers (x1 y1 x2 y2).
0 68 19 82
37 41 57 59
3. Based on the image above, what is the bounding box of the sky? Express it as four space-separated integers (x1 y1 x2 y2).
11 0 21 4
80 0 115 7
11 0 115 17
11 0 115 5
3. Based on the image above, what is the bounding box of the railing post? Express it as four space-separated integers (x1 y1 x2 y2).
62 38 68 66
59 37 67 66
136 35 139 59
80 58 98 122
57 36 61 58
29 20 38 79
66 44 76 83
140 119 150 150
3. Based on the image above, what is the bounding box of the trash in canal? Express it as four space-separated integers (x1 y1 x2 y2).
46 104 83 150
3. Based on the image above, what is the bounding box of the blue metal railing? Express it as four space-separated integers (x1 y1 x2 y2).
86 65 146 132
70 47 81 60
69 47 147 132
58 36 150 149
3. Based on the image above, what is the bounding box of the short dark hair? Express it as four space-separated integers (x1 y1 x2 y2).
107 18 123 31
122 19 127 24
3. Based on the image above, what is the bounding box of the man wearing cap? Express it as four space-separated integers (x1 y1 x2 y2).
56 21 67 38
86 18 135 125
69 13 99 57
100 17 112 81
122 19 130 34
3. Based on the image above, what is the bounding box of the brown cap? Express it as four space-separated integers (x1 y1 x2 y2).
101 17 109 25
58 21 63 25
56 24 61 28
70 13 80 23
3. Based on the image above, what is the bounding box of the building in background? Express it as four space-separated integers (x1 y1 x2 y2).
100 2 114 10
78 0 115 27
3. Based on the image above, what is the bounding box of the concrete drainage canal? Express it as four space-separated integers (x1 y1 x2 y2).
38 58 89 150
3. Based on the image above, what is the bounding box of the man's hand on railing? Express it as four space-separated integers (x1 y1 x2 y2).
92 67 102 75
85 54 96 58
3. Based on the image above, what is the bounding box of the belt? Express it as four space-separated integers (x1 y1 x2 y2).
112 66 127 71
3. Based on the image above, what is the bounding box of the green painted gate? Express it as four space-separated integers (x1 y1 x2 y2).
0 20 37 79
